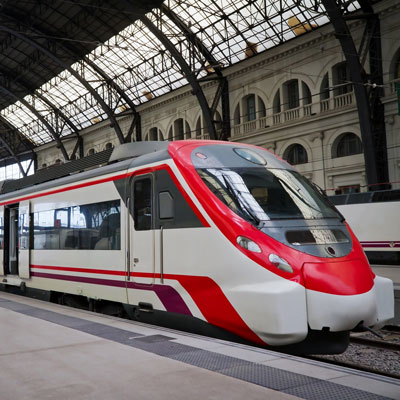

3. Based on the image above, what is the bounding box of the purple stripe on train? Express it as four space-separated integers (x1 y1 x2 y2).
361 241 400 248
31 272 192 316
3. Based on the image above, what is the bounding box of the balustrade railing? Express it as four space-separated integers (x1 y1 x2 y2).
303 104 312 117
284 107 300 121
333 92 353 109
231 91 356 137
243 120 257 133
272 113 281 125
320 98 330 112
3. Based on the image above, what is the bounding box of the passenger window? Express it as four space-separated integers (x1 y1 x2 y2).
33 200 121 250
134 178 152 230
159 191 174 219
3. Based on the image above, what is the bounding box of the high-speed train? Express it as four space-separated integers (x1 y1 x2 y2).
331 190 400 266
0 140 394 354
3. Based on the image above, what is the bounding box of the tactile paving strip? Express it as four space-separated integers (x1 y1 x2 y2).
0 297 394 400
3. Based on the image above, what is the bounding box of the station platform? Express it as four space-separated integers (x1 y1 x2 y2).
0 291 398 400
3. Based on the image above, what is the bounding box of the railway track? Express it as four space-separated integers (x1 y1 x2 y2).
350 335 400 352
308 328 400 379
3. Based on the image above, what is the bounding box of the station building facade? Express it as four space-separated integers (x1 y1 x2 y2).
36 0 400 195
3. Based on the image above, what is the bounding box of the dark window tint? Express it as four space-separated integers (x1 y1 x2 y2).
286 80 299 109
33 200 120 250
334 133 362 158
246 95 256 121
286 229 349 245
333 62 352 95
284 144 308 165
134 178 152 230
196 167 341 222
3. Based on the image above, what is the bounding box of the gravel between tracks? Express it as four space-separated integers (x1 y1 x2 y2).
316 329 400 376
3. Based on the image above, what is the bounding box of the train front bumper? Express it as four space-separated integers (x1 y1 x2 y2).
305 275 394 331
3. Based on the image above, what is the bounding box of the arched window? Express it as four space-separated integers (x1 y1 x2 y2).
196 111 222 139
273 90 281 114
148 127 164 141
333 133 363 158
302 82 312 105
168 118 191 140
245 94 256 121
87 148 96 156
320 73 330 100
104 142 113 150
234 94 266 124
233 104 241 125
332 62 352 96
283 144 308 165
284 79 299 109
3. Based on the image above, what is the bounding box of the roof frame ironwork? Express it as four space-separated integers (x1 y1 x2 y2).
0 7 142 145
321 0 388 190
0 0 389 191
0 26 126 146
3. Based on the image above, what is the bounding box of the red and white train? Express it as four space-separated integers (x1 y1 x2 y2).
0 141 394 354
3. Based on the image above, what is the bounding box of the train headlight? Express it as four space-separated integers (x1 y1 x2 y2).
237 236 261 253
269 254 293 273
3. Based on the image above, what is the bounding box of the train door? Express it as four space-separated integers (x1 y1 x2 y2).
129 175 155 285
0 205 4 276
18 201 30 279
2 201 30 279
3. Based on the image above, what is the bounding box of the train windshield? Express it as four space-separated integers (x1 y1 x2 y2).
196 167 341 223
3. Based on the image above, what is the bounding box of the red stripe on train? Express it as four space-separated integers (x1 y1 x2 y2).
30 264 264 345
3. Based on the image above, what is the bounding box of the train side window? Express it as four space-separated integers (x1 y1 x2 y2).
33 200 121 250
134 178 152 230
159 191 174 219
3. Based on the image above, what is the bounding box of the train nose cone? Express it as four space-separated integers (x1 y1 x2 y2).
303 259 378 331
302 259 374 296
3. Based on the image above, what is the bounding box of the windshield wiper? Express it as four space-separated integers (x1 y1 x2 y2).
275 176 323 215
312 183 345 222
221 174 261 226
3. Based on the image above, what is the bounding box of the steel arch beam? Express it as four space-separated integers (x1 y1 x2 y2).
0 26 126 145
0 134 27 177
321 0 388 189
7 9 142 142
138 15 217 140
357 0 389 189
0 116 36 176
160 5 230 140
0 84 70 160
0 62 83 158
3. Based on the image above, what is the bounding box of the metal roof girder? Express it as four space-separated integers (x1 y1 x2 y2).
140 15 217 140
160 5 230 140
0 84 70 161
0 26 126 145
0 116 36 176
320 0 387 189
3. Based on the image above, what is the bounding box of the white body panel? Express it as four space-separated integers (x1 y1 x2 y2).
337 202 400 250
162 226 307 345
0 205 4 276
306 276 394 331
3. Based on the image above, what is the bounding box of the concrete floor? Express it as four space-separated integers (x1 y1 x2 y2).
1 291 399 400
0 304 297 400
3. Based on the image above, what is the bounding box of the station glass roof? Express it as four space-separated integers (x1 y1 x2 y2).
0 0 362 153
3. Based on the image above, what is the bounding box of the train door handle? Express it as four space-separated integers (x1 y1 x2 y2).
133 258 139 263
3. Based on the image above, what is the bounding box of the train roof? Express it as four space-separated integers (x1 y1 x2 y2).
0 140 293 203
0 142 170 201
